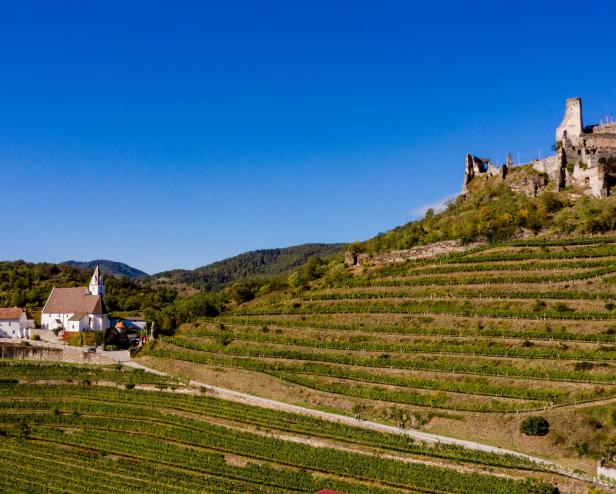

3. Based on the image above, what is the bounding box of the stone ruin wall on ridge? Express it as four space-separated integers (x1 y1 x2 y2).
463 97 616 198
344 240 484 267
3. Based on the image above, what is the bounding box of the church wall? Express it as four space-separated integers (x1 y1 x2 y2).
67 319 82 332
89 314 110 331
42 312 109 332
41 313 72 331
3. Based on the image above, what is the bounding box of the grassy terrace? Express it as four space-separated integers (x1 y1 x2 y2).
136 237 616 473
0 361 560 494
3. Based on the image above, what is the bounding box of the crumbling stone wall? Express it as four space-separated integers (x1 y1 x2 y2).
509 171 550 197
463 154 508 193
346 240 484 267
465 97 616 198
0 342 116 364
531 155 563 188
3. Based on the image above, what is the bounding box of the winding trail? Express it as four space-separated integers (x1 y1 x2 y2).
123 357 616 491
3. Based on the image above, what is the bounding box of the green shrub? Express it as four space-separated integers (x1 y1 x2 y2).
215 331 234 347
540 192 564 213
575 441 589 456
17 419 30 440
64 331 97 347
532 300 547 312
553 302 573 313
574 361 594 371
520 416 550 436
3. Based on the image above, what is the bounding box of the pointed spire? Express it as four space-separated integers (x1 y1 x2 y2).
90 265 102 285
88 265 105 299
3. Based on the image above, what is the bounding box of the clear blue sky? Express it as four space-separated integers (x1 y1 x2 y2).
2 0 616 274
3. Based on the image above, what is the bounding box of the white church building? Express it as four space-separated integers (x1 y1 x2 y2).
41 265 110 332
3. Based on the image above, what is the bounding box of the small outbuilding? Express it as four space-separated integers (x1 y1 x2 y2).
0 308 34 338
103 320 141 350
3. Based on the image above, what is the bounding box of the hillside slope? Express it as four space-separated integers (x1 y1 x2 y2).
137 233 616 480
357 168 616 255
0 360 561 494
154 243 345 291
62 259 148 278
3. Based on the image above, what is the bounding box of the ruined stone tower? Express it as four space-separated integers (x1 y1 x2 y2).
556 97 583 146
463 97 616 198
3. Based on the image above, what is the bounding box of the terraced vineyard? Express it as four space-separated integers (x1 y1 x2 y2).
0 361 561 493
137 236 616 476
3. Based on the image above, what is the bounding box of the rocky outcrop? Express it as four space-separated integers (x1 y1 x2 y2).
509 170 550 197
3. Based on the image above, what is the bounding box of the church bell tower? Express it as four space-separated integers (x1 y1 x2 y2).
89 265 105 299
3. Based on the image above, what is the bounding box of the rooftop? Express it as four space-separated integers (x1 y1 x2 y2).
43 287 106 315
0 308 25 321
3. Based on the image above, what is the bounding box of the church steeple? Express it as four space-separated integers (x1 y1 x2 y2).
89 265 105 299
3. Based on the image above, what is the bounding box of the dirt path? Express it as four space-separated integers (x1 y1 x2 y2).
124 359 615 491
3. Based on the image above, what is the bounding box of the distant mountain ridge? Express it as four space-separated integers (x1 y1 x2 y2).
62 260 148 278
154 243 345 291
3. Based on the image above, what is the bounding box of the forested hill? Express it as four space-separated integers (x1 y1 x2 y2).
154 243 345 291
0 261 175 314
62 260 148 278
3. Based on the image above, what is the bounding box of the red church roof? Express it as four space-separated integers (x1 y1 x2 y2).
42 287 105 315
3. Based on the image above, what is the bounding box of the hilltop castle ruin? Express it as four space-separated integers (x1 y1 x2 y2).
463 97 616 197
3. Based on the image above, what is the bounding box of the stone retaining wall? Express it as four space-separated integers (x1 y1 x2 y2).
597 461 616 482
0 342 116 365
345 240 484 267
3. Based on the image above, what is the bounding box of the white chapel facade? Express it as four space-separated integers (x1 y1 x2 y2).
41 265 110 332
